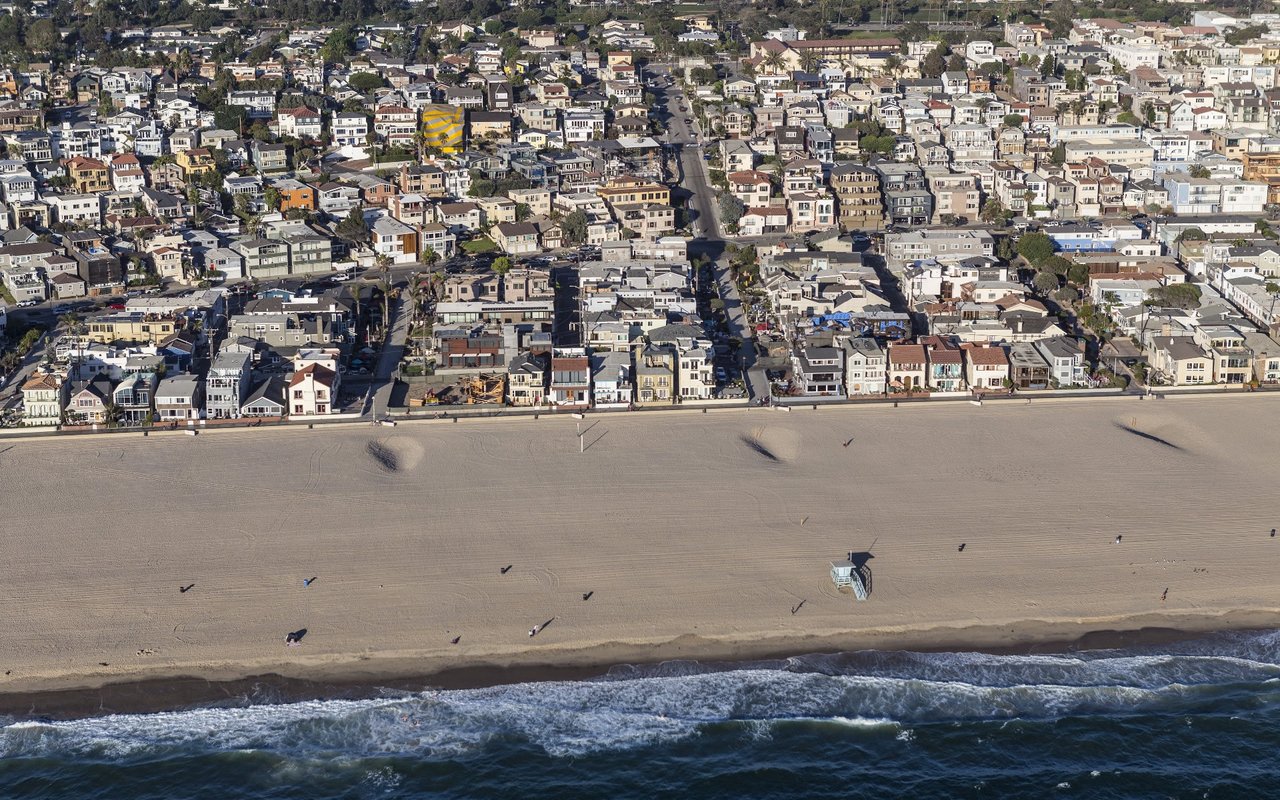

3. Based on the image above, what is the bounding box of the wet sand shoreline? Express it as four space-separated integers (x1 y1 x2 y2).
0 617 1270 720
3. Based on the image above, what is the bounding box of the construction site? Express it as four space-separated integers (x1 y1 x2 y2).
404 372 506 407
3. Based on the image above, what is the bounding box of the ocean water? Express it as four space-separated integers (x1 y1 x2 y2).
3 631 1280 798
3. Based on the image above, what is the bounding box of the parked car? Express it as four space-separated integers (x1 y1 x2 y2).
16 299 38 308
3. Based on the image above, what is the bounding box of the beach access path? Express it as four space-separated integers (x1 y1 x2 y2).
0 394 1278 696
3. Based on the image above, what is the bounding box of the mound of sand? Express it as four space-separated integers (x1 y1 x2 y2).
741 426 800 464
365 437 425 473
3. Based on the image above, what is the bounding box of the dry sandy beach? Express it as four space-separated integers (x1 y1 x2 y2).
1 394 1279 707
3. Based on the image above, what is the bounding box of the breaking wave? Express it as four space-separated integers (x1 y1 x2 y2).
3 630 1279 762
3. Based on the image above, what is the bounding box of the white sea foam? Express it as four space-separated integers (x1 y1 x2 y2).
826 716 898 729
3 632 1277 761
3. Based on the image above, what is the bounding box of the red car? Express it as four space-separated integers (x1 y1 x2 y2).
108 303 126 310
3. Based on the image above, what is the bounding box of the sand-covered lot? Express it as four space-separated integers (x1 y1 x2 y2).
2 394 1279 693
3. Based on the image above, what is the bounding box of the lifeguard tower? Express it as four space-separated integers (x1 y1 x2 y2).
831 558 868 601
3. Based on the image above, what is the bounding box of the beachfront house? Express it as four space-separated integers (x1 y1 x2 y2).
549 348 591 409
507 351 549 407
1150 337 1211 385
923 339 965 392
206 351 252 419
21 372 67 426
843 337 886 396
962 344 1010 390
1033 336 1088 387
791 342 845 397
888 343 927 392
289 364 338 415
241 376 288 418
155 374 205 421
64 375 113 424
1008 342 1051 389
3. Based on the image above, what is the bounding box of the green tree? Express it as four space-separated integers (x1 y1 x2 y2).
1050 142 1066 165
321 25 356 62
859 134 896 155
1175 227 1207 243
1067 261 1091 286
1041 254 1072 276
1188 165 1211 179
348 72 385 92
1225 24 1268 46
1053 286 1079 304
1003 113 1024 128
921 44 947 78
1148 283 1202 309
980 197 1005 224
215 105 248 134
264 186 281 211
1016 232 1056 266
1033 270 1060 293
492 255 512 275
718 193 745 226
27 18 59 54
561 210 588 245
335 206 369 242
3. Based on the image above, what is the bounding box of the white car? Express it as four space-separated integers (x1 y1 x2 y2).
16 299 38 308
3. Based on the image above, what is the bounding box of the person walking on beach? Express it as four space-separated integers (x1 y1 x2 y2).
1161 588 1168 603
958 543 966 552
529 625 539 638
1115 535 1123 544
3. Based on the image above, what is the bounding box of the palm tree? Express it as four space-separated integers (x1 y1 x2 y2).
58 312 85 335
798 51 820 74
427 269 445 302
375 253 393 327
421 246 440 269
761 51 785 75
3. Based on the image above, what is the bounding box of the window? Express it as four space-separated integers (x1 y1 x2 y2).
294 405 304 413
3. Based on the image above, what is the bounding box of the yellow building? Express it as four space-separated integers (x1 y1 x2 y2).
596 176 671 207
86 314 178 345
176 148 217 179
